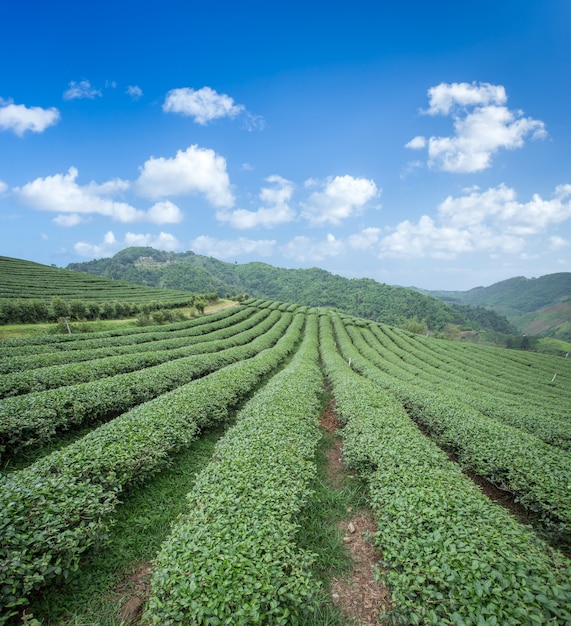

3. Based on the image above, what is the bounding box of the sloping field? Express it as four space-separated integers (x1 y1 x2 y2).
1 300 570 625
0 256 195 305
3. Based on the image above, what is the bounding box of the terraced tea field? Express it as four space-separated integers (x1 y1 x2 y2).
1 301 570 625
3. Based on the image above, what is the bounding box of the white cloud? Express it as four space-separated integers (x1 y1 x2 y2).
550 235 569 250
63 80 102 100
74 231 120 257
53 213 86 227
301 175 379 226
14 168 143 222
74 230 180 258
13 167 181 224
348 227 382 250
135 145 234 207
281 233 344 262
439 183 571 235
124 231 180 249
216 175 295 228
0 100 60 136
0 180 7 194
190 235 275 258
424 82 507 115
126 85 143 100
407 82 546 173
163 86 245 124
146 200 184 224
380 183 571 259
405 136 426 149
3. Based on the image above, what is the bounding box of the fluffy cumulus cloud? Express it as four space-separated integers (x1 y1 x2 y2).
281 233 344 262
13 167 183 224
406 82 546 173
0 180 7 194
301 175 378 226
0 100 60 136
216 175 295 228
380 183 571 259
163 86 245 124
190 235 275 258
74 230 180 258
135 145 234 207
63 80 102 100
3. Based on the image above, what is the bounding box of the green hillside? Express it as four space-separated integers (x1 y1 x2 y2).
1 301 570 624
422 273 571 340
0 256 201 304
0 256 217 325
67 247 515 332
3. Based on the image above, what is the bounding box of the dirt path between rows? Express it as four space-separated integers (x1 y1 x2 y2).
113 396 392 626
320 397 392 626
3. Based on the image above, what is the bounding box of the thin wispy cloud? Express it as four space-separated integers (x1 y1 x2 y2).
63 80 102 101
126 85 143 100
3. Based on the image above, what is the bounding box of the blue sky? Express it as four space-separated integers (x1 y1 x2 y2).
1 1 570 290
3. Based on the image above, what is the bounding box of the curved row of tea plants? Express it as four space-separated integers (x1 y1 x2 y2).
363 325 571 449
381 324 571 405
333 315 571 541
0 256 196 305
0 312 305 622
0 310 292 458
0 306 249 373
0 305 249 361
146 313 323 625
369 323 569 413
0 308 271 396
320 312 571 625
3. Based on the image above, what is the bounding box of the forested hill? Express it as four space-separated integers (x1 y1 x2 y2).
67 247 514 332
422 273 571 315
419 273 571 341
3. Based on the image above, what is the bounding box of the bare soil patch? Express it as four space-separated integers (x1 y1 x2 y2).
319 396 392 625
113 562 152 625
332 514 391 626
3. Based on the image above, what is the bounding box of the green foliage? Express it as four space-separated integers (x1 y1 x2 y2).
0 309 304 617
320 312 571 625
146 315 323 625
63 247 511 332
0 309 288 455
2 299 571 624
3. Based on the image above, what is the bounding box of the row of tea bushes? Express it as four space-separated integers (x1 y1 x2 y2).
335 316 571 546
0 313 305 621
0 310 290 459
0 308 271 396
146 314 323 625
321 313 571 625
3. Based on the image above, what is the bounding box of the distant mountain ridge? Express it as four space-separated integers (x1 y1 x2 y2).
66 247 515 333
419 273 571 340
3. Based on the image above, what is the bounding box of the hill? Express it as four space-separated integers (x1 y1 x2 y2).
421 273 571 340
0 255 216 324
65 247 515 333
